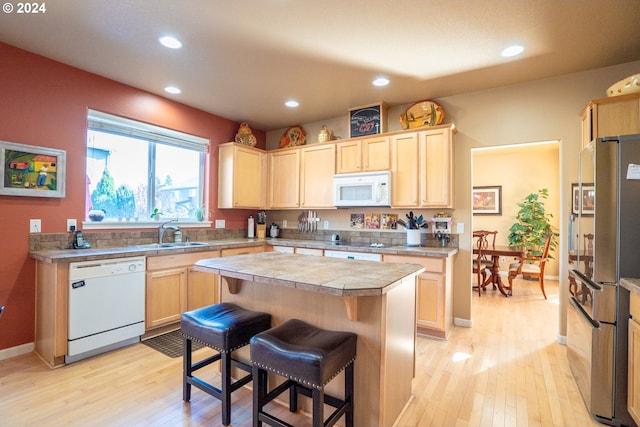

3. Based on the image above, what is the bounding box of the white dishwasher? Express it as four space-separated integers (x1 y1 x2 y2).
66 256 146 364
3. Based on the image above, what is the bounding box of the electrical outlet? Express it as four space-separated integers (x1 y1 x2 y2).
30 219 41 233
282 219 287 228
67 219 77 232
501 257 506 262
215 219 225 229
324 220 329 229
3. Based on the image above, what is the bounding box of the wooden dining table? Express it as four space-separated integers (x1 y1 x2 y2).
474 245 527 297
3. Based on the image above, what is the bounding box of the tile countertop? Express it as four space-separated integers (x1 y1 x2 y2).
621 277 640 296
29 238 458 264
194 252 426 297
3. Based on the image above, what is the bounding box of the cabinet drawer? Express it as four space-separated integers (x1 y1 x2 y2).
221 245 264 257
631 292 640 321
147 251 219 270
383 254 445 273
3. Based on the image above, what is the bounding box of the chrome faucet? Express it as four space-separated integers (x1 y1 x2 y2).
159 219 180 244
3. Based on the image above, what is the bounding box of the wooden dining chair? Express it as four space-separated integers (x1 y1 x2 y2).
507 233 552 299
472 230 497 296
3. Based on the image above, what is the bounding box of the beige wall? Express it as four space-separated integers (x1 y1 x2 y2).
473 142 560 276
267 60 640 337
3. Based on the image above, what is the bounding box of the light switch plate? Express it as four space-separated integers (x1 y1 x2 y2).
456 222 464 234
30 219 41 233
215 219 225 229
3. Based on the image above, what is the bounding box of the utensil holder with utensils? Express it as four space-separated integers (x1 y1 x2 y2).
298 210 319 232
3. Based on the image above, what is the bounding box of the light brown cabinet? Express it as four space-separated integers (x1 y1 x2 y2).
629 291 640 426
580 93 640 148
145 267 187 328
268 143 336 209
34 261 69 367
335 135 389 174
268 148 300 208
419 126 454 208
221 245 265 257
383 253 454 339
300 143 336 208
390 124 455 209
145 251 220 330
218 142 267 209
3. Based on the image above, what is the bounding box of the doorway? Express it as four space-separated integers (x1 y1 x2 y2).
471 140 561 299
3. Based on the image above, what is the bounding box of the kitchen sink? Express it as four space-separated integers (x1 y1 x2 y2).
170 242 208 247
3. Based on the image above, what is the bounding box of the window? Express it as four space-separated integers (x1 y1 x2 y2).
86 110 209 222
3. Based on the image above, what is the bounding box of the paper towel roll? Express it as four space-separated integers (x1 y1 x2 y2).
248 216 255 238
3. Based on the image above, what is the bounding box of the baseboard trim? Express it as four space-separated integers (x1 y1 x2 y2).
0 342 34 361
454 317 473 328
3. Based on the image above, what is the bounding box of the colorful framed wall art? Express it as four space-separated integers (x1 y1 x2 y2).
0 140 66 198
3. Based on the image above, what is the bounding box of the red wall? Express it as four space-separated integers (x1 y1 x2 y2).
0 42 265 351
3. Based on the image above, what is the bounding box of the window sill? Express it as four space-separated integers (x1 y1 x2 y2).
82 220 212 230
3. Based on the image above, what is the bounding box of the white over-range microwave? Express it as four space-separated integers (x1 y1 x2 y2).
333 171 391 207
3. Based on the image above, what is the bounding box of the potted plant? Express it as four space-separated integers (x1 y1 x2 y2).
190 204 211 222
507 188 558 257
150 208 162 221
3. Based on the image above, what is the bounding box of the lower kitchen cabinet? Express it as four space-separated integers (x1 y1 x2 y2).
629 291 640 426
383 253 454 339
145 251 221 330
34 260 69 367
187 267 219 311
145 267 187 329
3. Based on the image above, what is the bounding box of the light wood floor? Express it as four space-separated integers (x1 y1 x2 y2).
0 277 602 427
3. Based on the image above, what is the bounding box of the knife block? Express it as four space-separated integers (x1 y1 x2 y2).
256 224 266 239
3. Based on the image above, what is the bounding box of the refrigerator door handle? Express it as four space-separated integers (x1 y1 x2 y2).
570 268 602 292
569 296 600 329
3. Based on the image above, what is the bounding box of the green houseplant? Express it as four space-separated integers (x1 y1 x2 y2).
507 188 558 258
190 204 211 222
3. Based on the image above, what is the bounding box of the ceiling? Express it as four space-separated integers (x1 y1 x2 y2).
2 0 640 130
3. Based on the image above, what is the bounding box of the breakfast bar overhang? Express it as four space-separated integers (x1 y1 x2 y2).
194 251 425 427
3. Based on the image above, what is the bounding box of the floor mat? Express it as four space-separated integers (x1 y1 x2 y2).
142 329 206 358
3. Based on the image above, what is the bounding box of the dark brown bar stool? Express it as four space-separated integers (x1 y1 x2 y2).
181 302 271 426
250 319 357 427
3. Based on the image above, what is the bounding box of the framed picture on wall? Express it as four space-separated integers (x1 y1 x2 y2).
0 140 66 198
472 185 502 215
572 182 594 216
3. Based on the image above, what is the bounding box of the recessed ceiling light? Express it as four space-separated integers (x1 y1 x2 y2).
372 77 390 87
285 100 299 108
159 36 182 49
164 86 181 94
501 45 524 58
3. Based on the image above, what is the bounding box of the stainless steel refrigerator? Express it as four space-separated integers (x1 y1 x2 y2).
568 134 640 427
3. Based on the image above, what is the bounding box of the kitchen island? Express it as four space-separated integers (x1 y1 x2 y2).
194 251 425 427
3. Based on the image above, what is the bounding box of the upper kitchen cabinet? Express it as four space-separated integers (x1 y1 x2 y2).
335 135 390 174
268 147 301 208
390 124 455 209
580 93 640 148
218 142 267 209
300 143 336 208
419 126 455 208
268 143 336 209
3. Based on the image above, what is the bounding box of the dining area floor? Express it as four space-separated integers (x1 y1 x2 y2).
0 277 601 427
